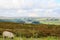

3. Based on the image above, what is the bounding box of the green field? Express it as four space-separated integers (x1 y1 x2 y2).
40 20 60 25
38 18 60 25
0 36 60 40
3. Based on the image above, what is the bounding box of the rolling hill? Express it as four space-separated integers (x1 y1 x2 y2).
0 17 60 25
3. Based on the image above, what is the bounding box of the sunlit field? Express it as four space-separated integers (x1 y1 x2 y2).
40 20 60 25
0 36 60 40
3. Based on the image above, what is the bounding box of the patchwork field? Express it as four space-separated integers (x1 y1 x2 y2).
40 20 60 25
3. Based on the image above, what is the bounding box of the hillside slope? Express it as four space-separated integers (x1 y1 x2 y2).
0 22 60 37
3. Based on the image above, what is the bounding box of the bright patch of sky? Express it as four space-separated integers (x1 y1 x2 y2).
0 0 60 17
56 0 60 3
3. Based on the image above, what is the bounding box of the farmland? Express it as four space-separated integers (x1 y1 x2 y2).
0 17 60 25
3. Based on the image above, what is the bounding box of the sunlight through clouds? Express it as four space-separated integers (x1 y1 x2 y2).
28 13 39 17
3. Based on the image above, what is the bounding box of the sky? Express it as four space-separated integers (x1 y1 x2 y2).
0 0 60 17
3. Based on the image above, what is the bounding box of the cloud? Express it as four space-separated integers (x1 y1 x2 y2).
0 0 59 17
0 0 58 9
0 0 24 9
37 0 57 9
0 0 35 9
28 13 39 17
42 9 60 17
17 10 27 13
0 9 60 17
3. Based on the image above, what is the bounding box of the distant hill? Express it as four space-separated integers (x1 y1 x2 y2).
0 17 60 25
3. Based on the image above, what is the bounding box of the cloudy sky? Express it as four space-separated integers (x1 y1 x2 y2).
0 0 60 17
